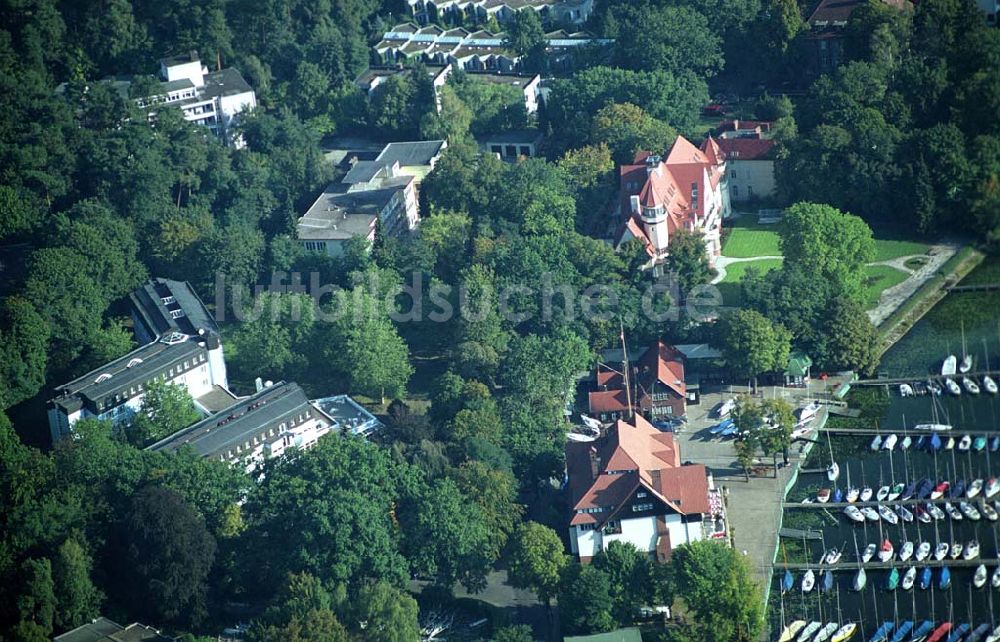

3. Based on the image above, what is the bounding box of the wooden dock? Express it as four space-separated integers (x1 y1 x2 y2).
778 527 824 540
774 558 999 571
818 426 999 437
782 497 997 509
852 370 1000 386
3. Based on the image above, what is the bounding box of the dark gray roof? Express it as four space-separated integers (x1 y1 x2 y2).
51 339 207 414
342 160 385 185
129 278 219 340
375 140 446 168
55 618 175 642
466 71 539 89
146 381 327 459
298 183 406 240
199 67 254 100
312 395 382 435
161 78 195 92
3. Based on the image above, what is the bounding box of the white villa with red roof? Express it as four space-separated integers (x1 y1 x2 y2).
566 415 726 563
614 136 730 270
715 119 777 202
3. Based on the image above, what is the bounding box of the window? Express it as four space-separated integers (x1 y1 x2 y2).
731 185 739 198
580 523 595 531
160 296 176 305
169 309 185 319
637 491 648 499
633 502 655 512
747 186 754 196
183 360 189 369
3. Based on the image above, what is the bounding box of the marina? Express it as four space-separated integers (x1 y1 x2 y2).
768 259 1000 641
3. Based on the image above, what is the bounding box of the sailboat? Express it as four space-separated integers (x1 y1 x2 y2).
779 621 808 642
911 621 935 642
802 569 816 593
901 566 917 590
945 378 962 395
798 621 822 642
968 479 984 498
963 376 980 394
782 569 794 593
821 569 834 593
928 623 954 642
890 621 914 642
898 541 914 562
969 625 992 642
915 541 931 561
946 624 971 642
887 482 905 501
942 355 958 376
974 563 988 588
939 566 952 589
960 323 972 373
862 543 877 563
878 538 894 562
832 623 857 642
815 623 839 642
920 567 933 590
852 566 867 591
885 567 900 591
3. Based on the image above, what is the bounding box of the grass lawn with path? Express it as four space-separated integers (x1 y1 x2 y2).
872 238 932 262
863 264 910 308
717 258 783 306
721 220 782 258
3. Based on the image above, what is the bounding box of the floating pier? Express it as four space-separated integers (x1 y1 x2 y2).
774 558 1000 571
782 497 997 509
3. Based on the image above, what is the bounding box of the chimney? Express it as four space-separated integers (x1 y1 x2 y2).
589 446 600 478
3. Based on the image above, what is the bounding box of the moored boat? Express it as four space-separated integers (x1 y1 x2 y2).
982 502 998 521
861 543 877 563
942 355 958 376
870 622 894 642
901 566 916 590
933 542 950 561
926 380 943 395
853 567 867 591
992 437 1000 452
986 624 1000 642
968 624 992 642
782 569 794 593
987 477 1000 498
950 542 963 559
899 383 913 397
815 622 839 642
844 505 865 523
945 624 970 642
963 540 980 560
915 541 931 561
916 478 934 499
876 485 890 502
910 621 935 642
780 621 808 642
992 565 1000 589
877 538 894 562
820 569 833 592
832 623 857 642
945 436 956 449
890 621 914 642
985 374 999 394
818 488 832 503
952 479 967 498
823 548 842 565
862 506 880 522
939 566 951 589
968 479 984 498
958 434 973 450
960 354 973 373
798 621 822 642
898 541 914 561
927 623 953 642
878 505 898 524
963 376 980 394
959 501 981 520
885 567 899 591
894 504 913 523
870 435 883 450
931 481 950 499
861 486 874 502
920 567 933 590
945 378 961 396
927 504 946 521
929 432 943 451
911 623 938 642
833 488 844 503
901 480 918 500
802 569 815 592
887 482 904 501
973 436 987 451
882 434 898 450
846 487 860 503
916 422 952 431
827 462 840 482
915 505 932 524
945 502 963 521
901 435 912 450
974 563 988 588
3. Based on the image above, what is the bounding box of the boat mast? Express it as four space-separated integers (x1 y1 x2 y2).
619 319 633 419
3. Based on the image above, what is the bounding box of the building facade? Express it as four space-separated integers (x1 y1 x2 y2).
297 140 445 256
566 415 725 562
146 382 381 474
374 23 612 73
138 52 256 147
47 279 229 443
614 136 730 270
405 0 595 26
715 120 777 202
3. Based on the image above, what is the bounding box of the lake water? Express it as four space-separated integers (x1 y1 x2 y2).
770 259 1000 635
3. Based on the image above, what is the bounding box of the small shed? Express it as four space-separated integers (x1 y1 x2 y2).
784 350 813 387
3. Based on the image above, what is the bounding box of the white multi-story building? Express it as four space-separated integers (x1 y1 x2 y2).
715 120 777 202
146 382 381 474
565 414 726 563
47 279 230 443
405 0 595 26
297 140 446 256
135 52 256 147
615 136 730 270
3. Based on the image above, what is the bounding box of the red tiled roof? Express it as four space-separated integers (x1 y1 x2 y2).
588 389 629 414
637 340 686 397
715 119 773 134
567 414 706 523
717 138 775 161
596 366 624 389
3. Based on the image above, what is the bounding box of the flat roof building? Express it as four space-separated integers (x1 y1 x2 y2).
54 617 175 642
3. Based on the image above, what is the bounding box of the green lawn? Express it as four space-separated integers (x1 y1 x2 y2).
872 239 932 263
717 258 784 306
721 220 782 258
863 264 910 308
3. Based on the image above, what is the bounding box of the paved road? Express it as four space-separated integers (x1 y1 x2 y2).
710 255 784 285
